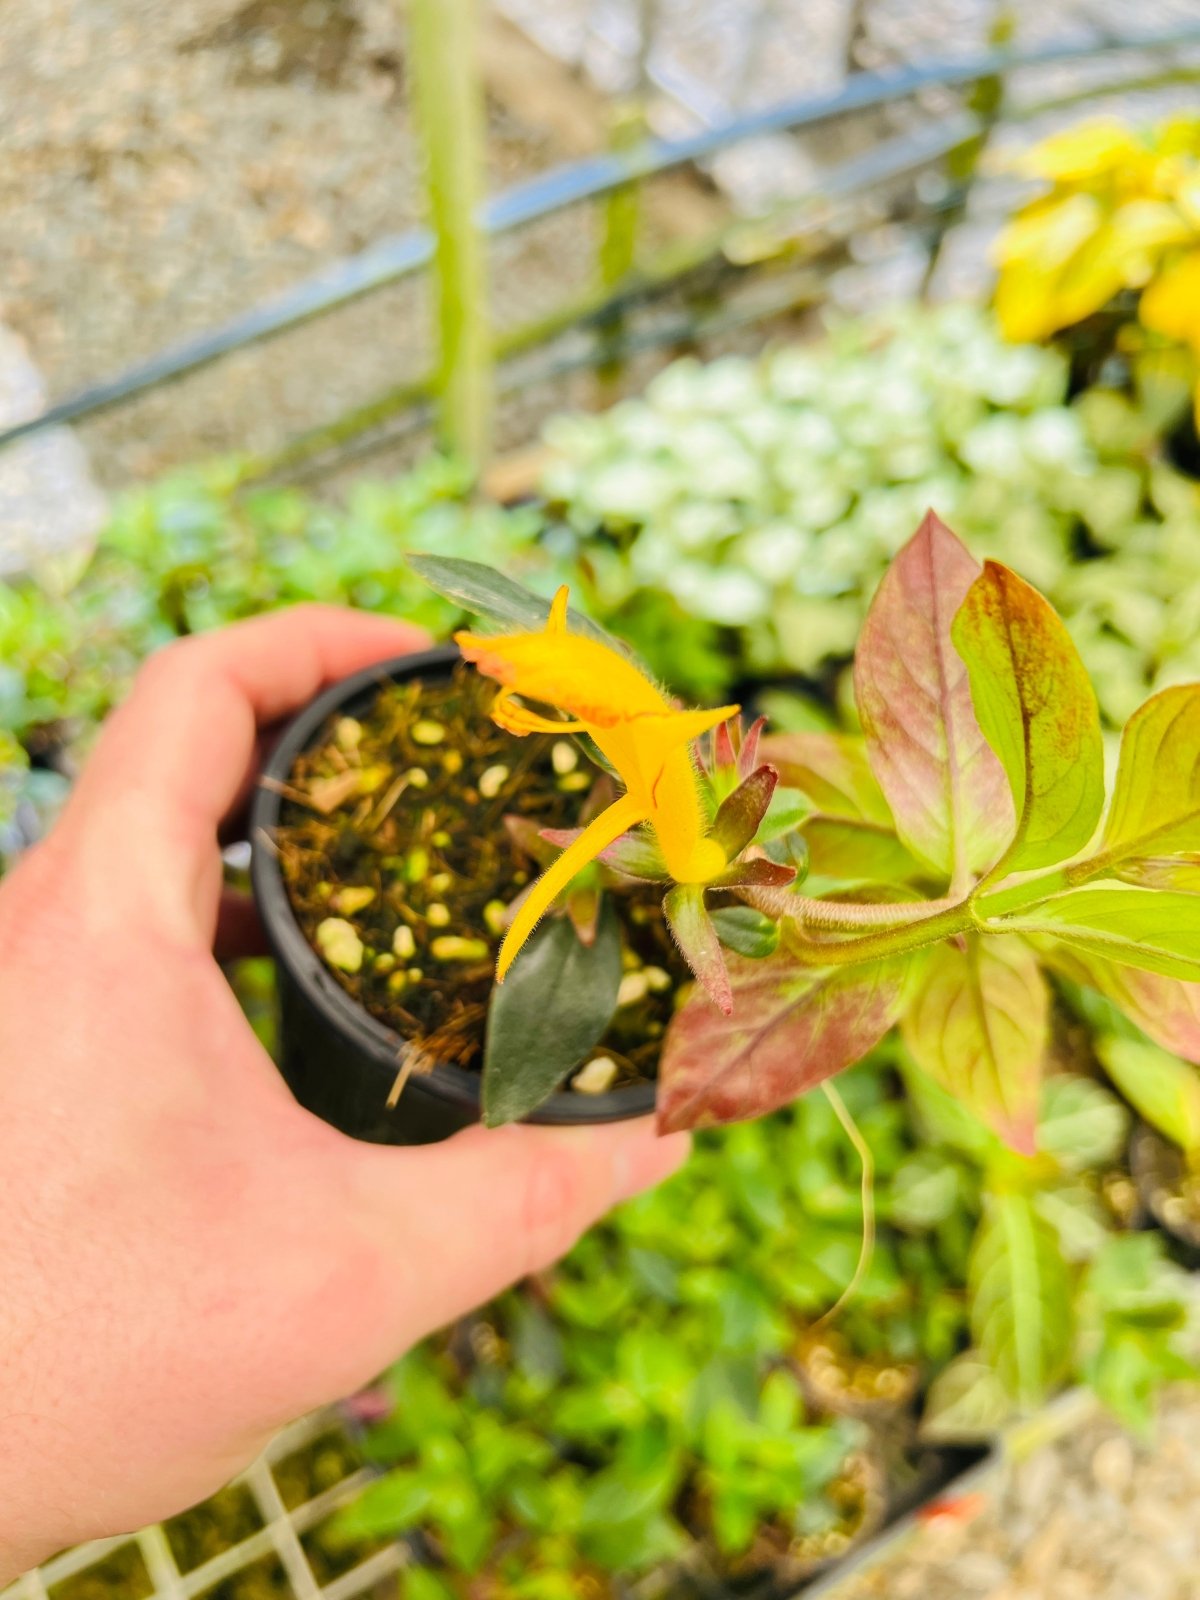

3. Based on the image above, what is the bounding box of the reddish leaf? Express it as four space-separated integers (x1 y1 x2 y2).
760 732 894 825
710 764 779 859
663 883 732 1015
738 716 768 780
504 814 560 868
713 717 738 775
541 826 668 881
1045 944 1200 1064
855 512 1014 884
716 857 796 890
657 954 908 1133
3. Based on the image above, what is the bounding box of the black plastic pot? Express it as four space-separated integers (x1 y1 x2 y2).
249 643 656 1145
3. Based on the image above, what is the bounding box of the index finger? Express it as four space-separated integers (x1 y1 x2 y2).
64 605 429 943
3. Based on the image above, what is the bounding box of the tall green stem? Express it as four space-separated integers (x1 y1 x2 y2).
409 0 493 466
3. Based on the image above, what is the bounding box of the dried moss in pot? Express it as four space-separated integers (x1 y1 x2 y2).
272 664 690 1123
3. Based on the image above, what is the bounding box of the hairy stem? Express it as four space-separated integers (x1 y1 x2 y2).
780 899 975 968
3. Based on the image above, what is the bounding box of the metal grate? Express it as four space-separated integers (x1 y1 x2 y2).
2 1410 406 1600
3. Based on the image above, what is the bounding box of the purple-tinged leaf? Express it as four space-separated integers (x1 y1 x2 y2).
713 717 738 774
504 813 560 868
952 561 1104 878
1044 944 1200 1064
761 732 895 825
541 826 668 882
657 954 908 1133
902 935 1047 1155
663 883 732 1016
855 512 1014 884
737 716 768 780
710 764 778 859
714 857 796 890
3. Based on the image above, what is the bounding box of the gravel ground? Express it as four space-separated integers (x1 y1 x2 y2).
817 1389 1200 1600
0 0 717 493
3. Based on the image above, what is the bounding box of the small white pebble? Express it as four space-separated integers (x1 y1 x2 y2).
405 767 430 789
557 771 590 793
479 764 510 799
483 899 508 936
426 903 451 928
334 716 362 751
431 935 489 963
442 749 463 775
573 1056 618 1094
316 917 364 974
617 972 650 1007
331 885 376 915
643 965 671 993
412 720 446 746
392 925 416 960
551 741 578 774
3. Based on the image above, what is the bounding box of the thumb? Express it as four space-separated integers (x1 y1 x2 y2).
348 1118 690 1348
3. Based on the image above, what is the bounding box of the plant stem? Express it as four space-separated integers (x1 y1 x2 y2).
408 0 493 466
782 899 975 968
973 850 1120 921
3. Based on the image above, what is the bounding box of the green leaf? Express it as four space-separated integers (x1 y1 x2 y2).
408 553 632 656
1102 685 1200 863
855 512 1014 882
709 905 780 959
760 732 895 825
1096 1034 1200 1152
801 817 925 885
952 560 1104 877
657 955 908 1133
482 902 622 1125
969 1192 1073 1408
999 887 1200 981
887 1150 965 1231
1034 1182 1113 1263
902 935 1048 1154
664 883 731 1015
920 1352 1013 1442
327 1470 432 1542
1118 855 1200 893
1037 1075 1129 1174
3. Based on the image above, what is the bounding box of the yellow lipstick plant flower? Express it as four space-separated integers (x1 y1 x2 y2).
456 585 739 981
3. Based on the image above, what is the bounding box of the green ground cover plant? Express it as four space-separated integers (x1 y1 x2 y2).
538 304 1200 725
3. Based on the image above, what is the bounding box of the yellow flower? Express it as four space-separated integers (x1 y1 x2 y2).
1140 249 1200 353
456 587 737 981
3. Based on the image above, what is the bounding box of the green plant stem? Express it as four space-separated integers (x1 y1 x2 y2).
408 0 492 466
782 899 975 968
973 849 1123 921
815 1080 875 1326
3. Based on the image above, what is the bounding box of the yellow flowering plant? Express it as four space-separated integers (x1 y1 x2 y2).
414 512 1200 1146
993 114 1200 425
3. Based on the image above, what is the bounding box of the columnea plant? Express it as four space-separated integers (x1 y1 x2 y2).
423 508 1200 1148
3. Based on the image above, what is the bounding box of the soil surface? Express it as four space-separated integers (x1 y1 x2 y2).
276 664 685 1091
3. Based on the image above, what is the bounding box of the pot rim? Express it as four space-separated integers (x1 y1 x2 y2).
249 642 657 1126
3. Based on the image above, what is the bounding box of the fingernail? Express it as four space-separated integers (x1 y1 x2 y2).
612 1126 691 1203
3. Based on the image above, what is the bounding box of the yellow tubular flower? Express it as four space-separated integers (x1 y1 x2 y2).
456 587 738 981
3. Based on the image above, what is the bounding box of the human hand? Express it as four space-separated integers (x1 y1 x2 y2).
0 606 687 1582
